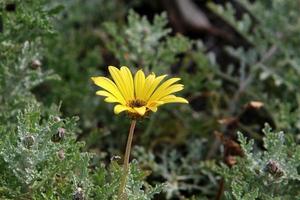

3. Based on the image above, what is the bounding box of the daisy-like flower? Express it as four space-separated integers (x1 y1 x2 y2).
91 66 188 118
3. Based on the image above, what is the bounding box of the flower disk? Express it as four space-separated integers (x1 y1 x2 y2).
91 66 188 118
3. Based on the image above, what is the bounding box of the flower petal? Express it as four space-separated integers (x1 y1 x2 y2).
114 105 130 114
133 106 146 116
148 106 158 112
147 100 164 107
96 90 120 103
120 66 134 99
134 70 146 99
141 74 156 100
156 84 184 100
160 95 189 104
91 76 126 104
96 90 112 97
144 75 167 101
148 78 181 102
108 66 131 101
104 97 119 103
146 101 163 112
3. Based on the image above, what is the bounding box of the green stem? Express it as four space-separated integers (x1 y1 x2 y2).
118 119 137 199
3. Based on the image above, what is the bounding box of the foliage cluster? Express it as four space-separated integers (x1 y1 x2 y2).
0 0 159 199
1 0 300 199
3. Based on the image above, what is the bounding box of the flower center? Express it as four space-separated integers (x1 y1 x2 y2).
128 99 146 108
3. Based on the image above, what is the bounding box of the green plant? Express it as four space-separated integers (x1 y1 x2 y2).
92 160 163 200
216 124 300 199
103 10 191 74
0 0 92 198
0 1 166 199
2 0 300 199
0 103 91 199
208 0 300 133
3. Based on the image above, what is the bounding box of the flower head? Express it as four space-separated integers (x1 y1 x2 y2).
91 66 188 118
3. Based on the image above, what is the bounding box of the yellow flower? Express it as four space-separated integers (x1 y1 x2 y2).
91 66 188 118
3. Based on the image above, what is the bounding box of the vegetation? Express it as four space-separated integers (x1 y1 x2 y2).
1 0 300 199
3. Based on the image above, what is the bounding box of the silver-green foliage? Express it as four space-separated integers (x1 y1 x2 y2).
0 0 92 199
132 139 219 199
208 0 300 132
0 103 91 199
0 1 164 199
217 124 300 199
103 10 191 74
92 160 163 200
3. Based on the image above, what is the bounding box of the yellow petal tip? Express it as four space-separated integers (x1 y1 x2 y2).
108 65 117 71
134 106 146 116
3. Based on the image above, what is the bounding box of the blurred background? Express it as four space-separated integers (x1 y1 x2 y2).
2 0 300 199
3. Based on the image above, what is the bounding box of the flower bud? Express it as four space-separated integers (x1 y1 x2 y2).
22 135 35 149
57 149 65 160
265 160 284 178
30 59 42 69
54 116 61 122
52 128 65 142
73 187 84 200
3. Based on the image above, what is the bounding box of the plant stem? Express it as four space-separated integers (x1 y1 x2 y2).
118 119 137 199
215 179 224 200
